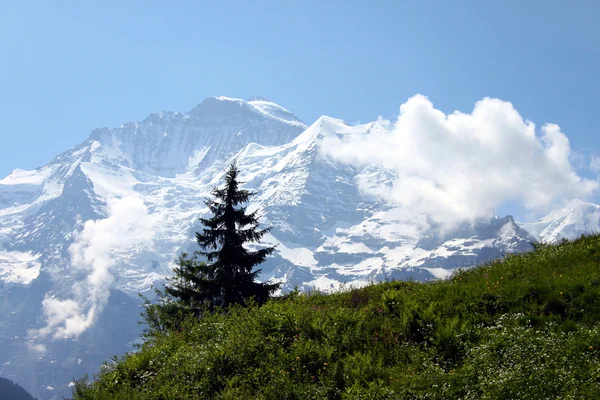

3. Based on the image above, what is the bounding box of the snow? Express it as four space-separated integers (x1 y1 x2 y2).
0 166 54 186
276 243 317 267
521 199 600 243
290 115 350 147
336 242 375 254
0 94 591 400
336 258 384 276
90 140 101 152
0 250 41 284
307 275 343 292
80 162 140 199
213 95 245 104
382 243 419 262
186 147 210 170
423 267 455 280
119 270 167 293
248 99 307 128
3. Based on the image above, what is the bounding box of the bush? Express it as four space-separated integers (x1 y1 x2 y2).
74 235 600 399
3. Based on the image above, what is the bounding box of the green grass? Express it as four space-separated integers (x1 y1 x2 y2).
73 235 600 399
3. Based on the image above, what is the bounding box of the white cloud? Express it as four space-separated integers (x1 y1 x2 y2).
27 342 47 353
321 95 597 227
590 155 600 173
35 196 156 339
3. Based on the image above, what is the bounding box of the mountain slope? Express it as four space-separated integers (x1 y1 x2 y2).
72 235 600 400
521 199 600 243
0 96 594 399
0 96 307 400
0 377 37 400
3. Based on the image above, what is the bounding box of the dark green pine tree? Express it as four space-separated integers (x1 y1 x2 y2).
165 162 280 311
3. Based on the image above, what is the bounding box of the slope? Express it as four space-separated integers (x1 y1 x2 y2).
0 377 37 400
73 235 600 399
521 199 600 243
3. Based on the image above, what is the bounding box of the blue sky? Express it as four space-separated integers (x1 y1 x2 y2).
1 1 599 208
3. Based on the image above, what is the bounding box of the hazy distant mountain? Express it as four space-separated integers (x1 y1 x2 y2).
0 377 37 400
0 96 596 399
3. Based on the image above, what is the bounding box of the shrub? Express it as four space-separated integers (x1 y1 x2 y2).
74 235 600 399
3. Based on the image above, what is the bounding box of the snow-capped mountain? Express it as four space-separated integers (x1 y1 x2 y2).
0 96 307 399
521 199 600 243
0 96 595 399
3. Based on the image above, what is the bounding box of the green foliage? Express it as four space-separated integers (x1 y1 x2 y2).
138 289 194 339
74 235 600 399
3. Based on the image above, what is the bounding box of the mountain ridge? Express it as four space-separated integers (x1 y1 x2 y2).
0 97 598 399
0 377 37 400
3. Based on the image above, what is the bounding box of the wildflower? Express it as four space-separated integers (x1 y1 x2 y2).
560 292 563 295
295 356 300 360
590 346 594 350
324 362 328 366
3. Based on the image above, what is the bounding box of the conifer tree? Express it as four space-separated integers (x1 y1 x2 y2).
164 162 280 311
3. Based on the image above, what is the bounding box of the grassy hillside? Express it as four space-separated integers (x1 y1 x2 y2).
73 236 600 399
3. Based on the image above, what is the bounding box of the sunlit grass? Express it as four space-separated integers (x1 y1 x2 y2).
74 235 600 399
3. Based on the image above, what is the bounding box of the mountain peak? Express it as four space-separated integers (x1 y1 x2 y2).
248 96 269 102
563 198 599 210
211 95 246 103
543 199 600 222
188 96 306 128
188 96 246 116
520 198 600 243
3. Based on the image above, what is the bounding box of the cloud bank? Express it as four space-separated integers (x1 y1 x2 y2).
36 196 156 340
321 95 598 227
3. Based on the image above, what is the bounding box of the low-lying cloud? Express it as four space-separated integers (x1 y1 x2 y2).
321 95 598 227
36 196 156 340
